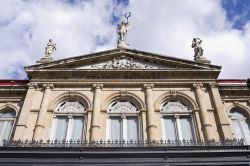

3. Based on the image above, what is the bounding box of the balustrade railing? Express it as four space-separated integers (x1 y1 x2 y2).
1 139 245 147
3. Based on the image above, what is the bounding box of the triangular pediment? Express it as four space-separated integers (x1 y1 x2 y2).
26 48 220 70
25 48 221 80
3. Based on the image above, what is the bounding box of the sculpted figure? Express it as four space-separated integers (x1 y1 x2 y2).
45 39 56 58
117 12 131 48
191 38 203 59
191 38 211 64
117 21 130 41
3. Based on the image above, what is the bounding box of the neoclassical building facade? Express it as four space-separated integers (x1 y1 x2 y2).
0 48 250 165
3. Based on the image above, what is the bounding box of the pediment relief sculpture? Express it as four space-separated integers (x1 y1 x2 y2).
77 56 168 69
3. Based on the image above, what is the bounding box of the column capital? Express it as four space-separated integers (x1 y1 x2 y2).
93 83 103 89
209 82 218 88
27 82 38 89
143 83 154 89
193 83 203 89
43 83 54 89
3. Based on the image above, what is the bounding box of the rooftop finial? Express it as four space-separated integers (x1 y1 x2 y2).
191 38 211 64
117 12 131 49
36 39 56 64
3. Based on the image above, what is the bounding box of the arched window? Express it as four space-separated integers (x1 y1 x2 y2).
230 109 250 144
107 100 140 141
0 108 16 145
51 100 86 141
161 100 196 141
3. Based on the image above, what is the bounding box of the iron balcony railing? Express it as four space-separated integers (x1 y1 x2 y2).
1 139 245 147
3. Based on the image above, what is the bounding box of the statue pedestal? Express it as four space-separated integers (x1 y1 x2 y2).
117 40 128 49
195 56 211 64
36 57 53 64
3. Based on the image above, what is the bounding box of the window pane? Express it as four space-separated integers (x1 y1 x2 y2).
0 121 4 138
110 117 122 140
0 111 15 118
55 117 68 141
231 111 245 119
2 121 13 140
179 117 194 140
71 117 84 141
232 120 243 139
241 119 250 144
164 117 176 140
127 117 138 141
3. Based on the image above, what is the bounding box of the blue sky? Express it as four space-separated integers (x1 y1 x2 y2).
222 0 250 30
0 0 249 79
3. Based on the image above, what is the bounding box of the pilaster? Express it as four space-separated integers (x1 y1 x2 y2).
193 83 215 140
144 83 157 141
33 83 54 140
90 84 103 141
209 82 233 139
14 82 37 140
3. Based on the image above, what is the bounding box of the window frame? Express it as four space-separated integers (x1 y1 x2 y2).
160 100 197 141
106 100 141 141
230 110 250 144
0 109 16 144
50 100 87 141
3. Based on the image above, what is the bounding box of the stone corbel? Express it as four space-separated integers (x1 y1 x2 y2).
119 90 127 97
233 101 239 106
170 90 177 98
6 101 13 108
68 90 77 97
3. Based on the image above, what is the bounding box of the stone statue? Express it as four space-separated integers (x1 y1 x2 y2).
191 38 203 58
45 39 56 58
36 39 56 64
191 38 211 64
117 12 131 48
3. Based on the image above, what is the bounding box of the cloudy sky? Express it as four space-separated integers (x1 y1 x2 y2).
0 0 249 79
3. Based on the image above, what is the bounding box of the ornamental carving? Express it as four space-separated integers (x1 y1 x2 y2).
78 56 166 69
56 101 85 113
109 101 137 112
161 101 190 113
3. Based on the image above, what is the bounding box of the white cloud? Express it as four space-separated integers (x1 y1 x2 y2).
0 0 249 79
127 0 250 78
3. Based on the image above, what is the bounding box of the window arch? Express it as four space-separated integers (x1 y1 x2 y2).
230 108 250 144
50 100 87 141
107 100 141 141
0 108 16 145
161 100 196 141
